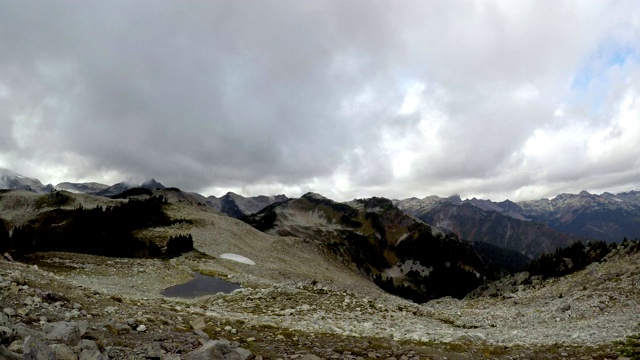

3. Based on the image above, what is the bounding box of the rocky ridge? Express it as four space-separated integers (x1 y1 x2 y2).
0 244 636 359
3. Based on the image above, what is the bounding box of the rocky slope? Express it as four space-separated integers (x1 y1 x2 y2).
245 193 494 302
0 238 637 359
0 190 638 359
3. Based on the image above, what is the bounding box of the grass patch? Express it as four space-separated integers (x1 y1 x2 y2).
614 330 640 359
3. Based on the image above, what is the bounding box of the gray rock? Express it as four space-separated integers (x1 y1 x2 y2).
193 329 210 339
77 320 89 337
4 307 16 317
559 303 571 312
79 349 107 360
3 252 14 261
455 333 486 343
8 339 24 354
136 342 165 359
13 323 42 339
10 271 26 285
301 355 322 360
43 321 82 346
77 339 99 353
0 312 11 327
17 307 30 316
23 335 55 360
50 343 78 360
0 325 12 339
234 347 252 360
513 271 530 285
0 344 23 360
183 341 218 360
190 317 206 331
183 338 253 360
105 321 131 334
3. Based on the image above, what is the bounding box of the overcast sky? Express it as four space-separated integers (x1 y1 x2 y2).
1 1 639 201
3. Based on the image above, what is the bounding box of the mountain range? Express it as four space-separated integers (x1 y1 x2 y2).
395 191 640 246
2 167 639 260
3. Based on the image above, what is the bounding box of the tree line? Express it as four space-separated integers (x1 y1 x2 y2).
0 195 193 259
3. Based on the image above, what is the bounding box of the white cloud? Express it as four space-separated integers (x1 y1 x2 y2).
0 1 639 201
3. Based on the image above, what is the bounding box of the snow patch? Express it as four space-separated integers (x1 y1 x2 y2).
396 233 410 244
219 253 256 265
385 260 433 278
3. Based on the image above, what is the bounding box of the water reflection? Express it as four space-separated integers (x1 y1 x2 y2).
161 273 241 298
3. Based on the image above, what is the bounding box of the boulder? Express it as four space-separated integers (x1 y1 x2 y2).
455 333 486 343
0 325 12 339
50 343 78 360
190 317 206 331
79 349 107 360
183 339 252 360
0 312 11 327
10 271 26 286
43 321 82 346
106 320 131 335
23 335 54 360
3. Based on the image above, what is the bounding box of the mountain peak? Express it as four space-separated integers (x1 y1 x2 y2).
302 192 328 200
0 168 52 193
446 194 462 204
141 179 166 190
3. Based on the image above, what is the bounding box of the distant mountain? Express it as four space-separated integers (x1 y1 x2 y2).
207 192 288 218
95 182 136 198
56 182 109 194
141 179 166 190
518 191 640 242
0 168 54 193
57 179 166 197
245 193 492 302
396 190 640 248
404 201 579 259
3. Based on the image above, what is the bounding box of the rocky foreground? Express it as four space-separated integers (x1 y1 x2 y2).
1 242 639 359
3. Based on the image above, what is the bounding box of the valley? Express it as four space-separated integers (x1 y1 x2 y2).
0 171 639 359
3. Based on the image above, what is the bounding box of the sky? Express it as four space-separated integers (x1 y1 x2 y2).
1 1 640 202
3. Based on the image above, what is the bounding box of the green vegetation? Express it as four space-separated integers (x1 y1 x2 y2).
614 325 640 360
472 241 531 274
526 239 639 279
111 187 153 199
35 191 76 209
0 219 9 244
2 196 193 259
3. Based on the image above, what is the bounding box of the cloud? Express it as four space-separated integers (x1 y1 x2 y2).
0 1 639 201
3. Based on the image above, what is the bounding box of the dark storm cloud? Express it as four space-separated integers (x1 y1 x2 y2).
1 1 639 200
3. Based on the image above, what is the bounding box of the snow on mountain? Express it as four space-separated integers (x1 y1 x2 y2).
0 168 53 193
397 190 640 244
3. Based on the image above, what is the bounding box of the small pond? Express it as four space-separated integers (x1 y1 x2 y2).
161 273 241 298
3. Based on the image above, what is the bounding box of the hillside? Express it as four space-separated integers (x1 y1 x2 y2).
0 189 639 358
245 193 492 302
